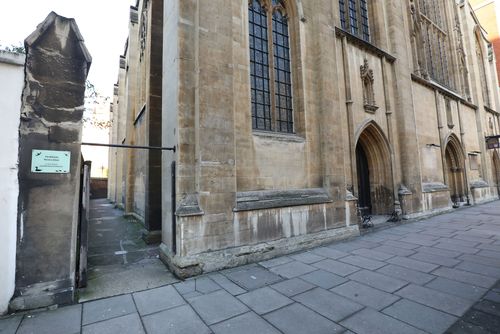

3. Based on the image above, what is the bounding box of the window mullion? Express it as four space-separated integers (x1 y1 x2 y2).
357 0 363 38
268 8 277 131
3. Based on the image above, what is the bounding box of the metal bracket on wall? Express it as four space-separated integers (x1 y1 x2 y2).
81 142 176 152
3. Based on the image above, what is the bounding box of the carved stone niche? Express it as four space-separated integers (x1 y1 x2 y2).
360 59 379 113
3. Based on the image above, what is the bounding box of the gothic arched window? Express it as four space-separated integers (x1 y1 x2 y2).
339 0 370 42
249 0 294 133
413 0 454 89
476 33 491 107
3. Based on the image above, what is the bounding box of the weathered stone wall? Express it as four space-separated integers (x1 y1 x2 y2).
161 0 179 253
113 0 500 276
12 12 91 310
108 0 163 242
0 51 25 315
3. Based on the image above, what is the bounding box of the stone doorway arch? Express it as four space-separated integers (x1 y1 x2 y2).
444 134 466 204
355 121 393 215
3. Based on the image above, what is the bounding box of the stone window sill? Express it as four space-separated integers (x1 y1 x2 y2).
252 130 305 143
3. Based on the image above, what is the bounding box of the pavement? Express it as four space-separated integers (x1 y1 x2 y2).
1 200 500 334
79 199 177 302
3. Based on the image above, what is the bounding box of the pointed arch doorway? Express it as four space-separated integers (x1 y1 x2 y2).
355 122 393 215
444 135 467 204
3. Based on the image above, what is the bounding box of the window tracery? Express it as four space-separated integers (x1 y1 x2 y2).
476 32 491 108
409 0 455 89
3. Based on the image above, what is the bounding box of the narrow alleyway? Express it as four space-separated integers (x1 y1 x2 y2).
1 201 500 334
79 199 177 302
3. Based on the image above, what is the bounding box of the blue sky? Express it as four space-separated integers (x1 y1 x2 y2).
1 0 135 98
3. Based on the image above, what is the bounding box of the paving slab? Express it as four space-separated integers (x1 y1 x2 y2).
299 270 348 289
351 248 395 261
259 256 293 269
340 308 426 334
459 254 500 268
484 291 500 303
264 303 345 334
312 259 361 277
425 277 488 301
173 279 195 295
81 313 144 334
338 255 386 270
383 298 458 334
211 312 280 334
293 287 363 322
348 269 408 293
433 242 479 255
194 277 221 294
409 251 461 267
0 315 22 334
416 246 463 258
333 240 382 252
82 294 136 325
420 228 458 238
396 284 473 317
384 240 420 250
477 243 500 253
17 304 81 334
188 290 249 325
208 272 247 295
237 287 292 315
223 266 282 290
456 261 500 278
377 264 435 285
398 236 439 247
269 278 315 297
269 261 317 279
310 247 349 259
132 285 185 316
331 281 400 310
437 238 480 248
386 256 440 273
452 234 494 245
371 245 416 257
289 251 325 264
477 249 500 259
432 267 497 289
142 304 210 334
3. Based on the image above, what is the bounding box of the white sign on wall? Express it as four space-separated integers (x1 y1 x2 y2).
31 150 71 173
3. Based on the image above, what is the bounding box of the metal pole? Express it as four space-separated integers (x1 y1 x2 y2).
81 142 176 152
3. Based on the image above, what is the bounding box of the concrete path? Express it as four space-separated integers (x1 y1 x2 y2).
2 201 500 334
79 199 178 302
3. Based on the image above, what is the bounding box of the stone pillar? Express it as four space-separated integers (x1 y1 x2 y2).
144 0 164 242
11 12 91 311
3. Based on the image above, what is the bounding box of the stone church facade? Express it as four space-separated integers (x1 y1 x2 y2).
109 0 500 277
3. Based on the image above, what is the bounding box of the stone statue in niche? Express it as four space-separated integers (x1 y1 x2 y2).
409 0 428 78
360 59 378 113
